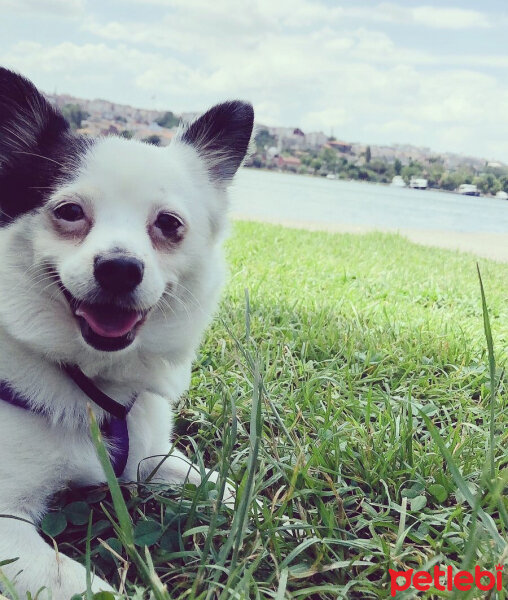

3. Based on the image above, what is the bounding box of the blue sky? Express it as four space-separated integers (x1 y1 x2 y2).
2 0 508 161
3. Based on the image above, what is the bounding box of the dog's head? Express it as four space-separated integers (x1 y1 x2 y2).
0 68 253 369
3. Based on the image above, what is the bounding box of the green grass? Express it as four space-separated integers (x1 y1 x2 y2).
36 222 508 598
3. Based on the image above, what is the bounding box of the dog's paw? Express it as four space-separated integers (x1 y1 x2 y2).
44 573 115 600
11 554 115 600
89 574 116 596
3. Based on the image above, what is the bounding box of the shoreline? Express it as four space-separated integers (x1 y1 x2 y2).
243 167 506 201
231 213 508 263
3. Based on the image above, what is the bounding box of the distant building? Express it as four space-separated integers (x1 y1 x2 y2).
266 126 328 151
327 140 352 154
304 131 328 149
276 156 301 169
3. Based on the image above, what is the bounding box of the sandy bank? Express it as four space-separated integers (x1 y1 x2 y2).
231 213 508 263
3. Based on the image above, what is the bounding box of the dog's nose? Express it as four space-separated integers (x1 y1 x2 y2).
94 256 144 293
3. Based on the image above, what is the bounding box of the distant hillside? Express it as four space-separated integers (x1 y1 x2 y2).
45 92 507 195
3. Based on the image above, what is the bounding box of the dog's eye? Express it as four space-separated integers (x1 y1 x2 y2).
54 203 84 222
154 213 185 241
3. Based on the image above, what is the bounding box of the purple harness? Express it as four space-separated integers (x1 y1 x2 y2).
0 365 136 478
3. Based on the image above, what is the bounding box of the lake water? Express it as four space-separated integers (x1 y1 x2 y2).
229 169 508 233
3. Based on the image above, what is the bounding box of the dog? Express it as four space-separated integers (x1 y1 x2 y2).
0 67 253 599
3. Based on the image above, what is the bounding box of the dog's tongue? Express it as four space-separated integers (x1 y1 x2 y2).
76 304 142 338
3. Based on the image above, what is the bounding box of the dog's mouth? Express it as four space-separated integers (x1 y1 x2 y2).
57 279 149 352
74 303 148 351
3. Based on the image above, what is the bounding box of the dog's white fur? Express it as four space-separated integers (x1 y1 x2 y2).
0 73 253 598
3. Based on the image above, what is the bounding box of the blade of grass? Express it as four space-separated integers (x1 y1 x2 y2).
274 567 288 600
206 367 263 600
88 406 171 600
231 366 262 569
85 511 93 600
244 287 250 341
418 408 505 553
192 388 238 597
0 569 19 600
477 264 497 480
88 407 134 547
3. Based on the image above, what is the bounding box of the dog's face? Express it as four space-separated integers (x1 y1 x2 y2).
0 68 253 368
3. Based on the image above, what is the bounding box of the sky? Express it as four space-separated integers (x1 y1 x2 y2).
2 0 508 161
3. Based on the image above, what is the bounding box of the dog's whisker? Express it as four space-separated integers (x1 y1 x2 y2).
12 150 67 169
162 290 194 321
155 302 169 322
155 295 176 319
24 278 58 297
170 282 202 310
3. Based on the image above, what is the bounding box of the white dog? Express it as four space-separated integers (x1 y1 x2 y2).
0 67 253 598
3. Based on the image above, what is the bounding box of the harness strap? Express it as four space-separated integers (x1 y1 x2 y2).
0 366 136 478
63 364 129 419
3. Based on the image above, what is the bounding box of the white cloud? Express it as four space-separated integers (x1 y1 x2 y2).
328 3 492 30
410 5 490 29
123 0 491 30
2 0 507 160
1 41 195 107
0 0 84 16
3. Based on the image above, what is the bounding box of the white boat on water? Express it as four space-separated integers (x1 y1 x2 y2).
409 177 428 190
391 175 406 187
326 173 337 180
457 184 480 196
495 190 508 200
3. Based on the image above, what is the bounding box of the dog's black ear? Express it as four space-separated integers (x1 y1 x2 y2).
0 67 69 165
0 68 87 224
181 101 254 183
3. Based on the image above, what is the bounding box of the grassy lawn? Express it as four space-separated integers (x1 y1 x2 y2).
43 222 508 599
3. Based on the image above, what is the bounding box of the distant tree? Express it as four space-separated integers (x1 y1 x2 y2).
491 179 502 195
439 172 462 191
394 158 402 175
61 103 89 130
114 115 127 123
365 146 372 163
255 129 276 151
311 158 322 172
484 163 505 177
455 170 473 184
427 164 445 188
368 160 387 175
142 135 162 146
401 161 424 184
320 146 338 172
500 176 508 193
155 111 179 129
485 173 499 193
474 173 501 195
120 130 134 139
